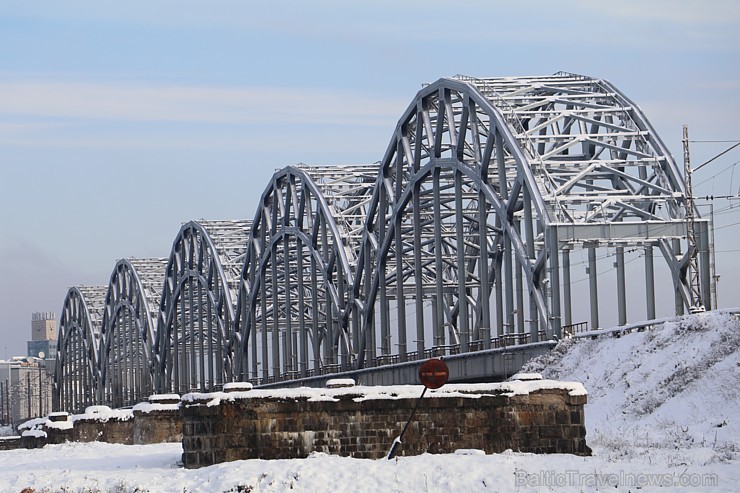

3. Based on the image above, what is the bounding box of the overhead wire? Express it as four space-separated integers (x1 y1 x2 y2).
694 159 739 188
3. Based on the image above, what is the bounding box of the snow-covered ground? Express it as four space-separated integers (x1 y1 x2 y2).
523 309 740 470
1 310 738 492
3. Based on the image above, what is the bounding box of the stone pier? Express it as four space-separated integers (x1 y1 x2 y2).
181 378 590 469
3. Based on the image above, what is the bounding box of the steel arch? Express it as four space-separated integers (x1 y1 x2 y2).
353 74 708 368
456 74 709 321
234 165 377 383
53 286 106 414
99 258 167 408
154 220 249 394
353 78 547 367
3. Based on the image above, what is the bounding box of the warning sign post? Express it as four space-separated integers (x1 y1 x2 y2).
387 359 449 459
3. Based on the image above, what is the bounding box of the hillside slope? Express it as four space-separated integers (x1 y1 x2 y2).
522 309 740 466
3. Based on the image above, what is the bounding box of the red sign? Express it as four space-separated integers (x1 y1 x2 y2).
418 359 449 389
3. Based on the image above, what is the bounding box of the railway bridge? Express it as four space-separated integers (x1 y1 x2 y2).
53 73 712 413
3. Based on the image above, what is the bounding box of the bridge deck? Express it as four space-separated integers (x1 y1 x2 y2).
255 341 556 389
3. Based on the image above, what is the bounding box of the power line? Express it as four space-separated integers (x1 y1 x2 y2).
714 219 740 232
694 160 739 188
694 142 740 173
690 140 740 143
696 194 740 201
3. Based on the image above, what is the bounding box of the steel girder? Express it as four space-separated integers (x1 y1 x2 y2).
457 74 710 318
98 258 167 408
353 73 709 368
53 286 106 414
154 220 250 394
49 73 710 401
353 78 550 368
234 165 377 384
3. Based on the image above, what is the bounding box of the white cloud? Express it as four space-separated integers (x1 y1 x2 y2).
0 127 390 156
0 80 407 127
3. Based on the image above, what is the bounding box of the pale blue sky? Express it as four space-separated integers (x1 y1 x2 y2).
1 0 739 357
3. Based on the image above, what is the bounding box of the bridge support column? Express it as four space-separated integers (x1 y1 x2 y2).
645 245 656 320
479 189 492 350
296 240 307 378
413 179 425 358
495 249 504 338
271 254 280 377
698 220 712 309
673 239 685 316
433 168 446 347
516 258 525 335
588 245 599 329
456 171 470 352
524 189 538 339
395 196 408 360
562 249 572 327
616 246 627 325
515 221 525 336
261 266 269 383
504 232 514 336
547 228 561 340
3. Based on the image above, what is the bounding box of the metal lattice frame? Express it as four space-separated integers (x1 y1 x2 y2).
53 286 106 414
99 258 167 408
353 73 710 368
50 73 712 399
154 220 250 394
234 165 377 383
457 73 710 321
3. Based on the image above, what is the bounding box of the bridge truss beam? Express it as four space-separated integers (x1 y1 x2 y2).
154 220 250 394
53 286 107 414
98 258 167 408
234 165 377 384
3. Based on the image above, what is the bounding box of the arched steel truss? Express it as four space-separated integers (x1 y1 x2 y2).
352 73 709 367
465 73 709 321
155 220 250 394
51 73 712 409
54 286 107 414
234 165 378 383
98 258 167 408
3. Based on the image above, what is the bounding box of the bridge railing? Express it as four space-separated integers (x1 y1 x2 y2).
244 329 551 385
562 321 589 338
364 330 549 368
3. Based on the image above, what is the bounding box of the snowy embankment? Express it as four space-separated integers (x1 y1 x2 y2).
0 311 738 492
522 308 740 467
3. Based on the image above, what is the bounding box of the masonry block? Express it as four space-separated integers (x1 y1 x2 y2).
180 380 590 468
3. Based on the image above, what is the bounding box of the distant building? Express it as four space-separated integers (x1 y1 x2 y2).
0 312 59 428
27 312 57 360
31 312 57 341
27 340 56 360
0 357 53 427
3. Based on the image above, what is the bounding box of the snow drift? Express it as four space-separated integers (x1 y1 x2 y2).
522 309 740 467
